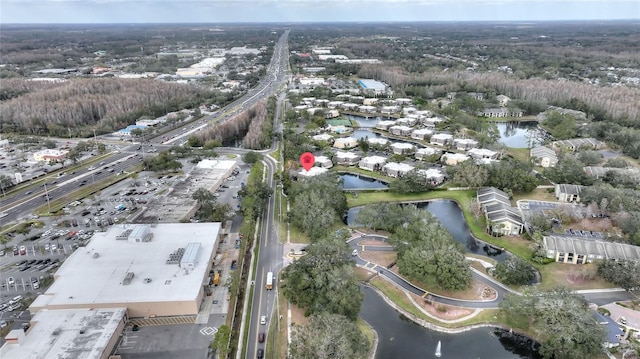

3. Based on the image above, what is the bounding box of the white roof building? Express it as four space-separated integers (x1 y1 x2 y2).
382 162 415 178
0 308 127 359
390 142 416 154
442 153 470 166
358 105 377 113
299 77 326 86
312 133 333 142
453 138 479 150
334 151 361 165
30 223 221 318
389 125 413 136
318 54 349 61
314 155 333 168
333 137 358 149
33 149 68 162
416 168 446 184
367 138 389 146
430 133 454 146
376 120 397 130
415 147 442 160
359 156 387 171
358 79 387 93
395 117 418 127
299 167 329 178
411 128 434 140
468 148 499 159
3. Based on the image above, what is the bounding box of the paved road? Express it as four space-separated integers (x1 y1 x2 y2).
0 28 290 226
348 234 637 309
348 234 512 309
245 30 290 359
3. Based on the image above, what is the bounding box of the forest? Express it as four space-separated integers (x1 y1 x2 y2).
287 21 640 158
0 77 229 137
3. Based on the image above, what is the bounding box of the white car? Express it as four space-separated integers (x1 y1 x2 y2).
7 277 15 285
260 316 266 325
45 244 50 251
51 244 57 251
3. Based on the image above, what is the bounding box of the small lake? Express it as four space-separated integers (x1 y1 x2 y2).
346 200 509 260
344 114 385 128
352 128 385 140
495 121 543 148
360 286 541 359
340 173 388 190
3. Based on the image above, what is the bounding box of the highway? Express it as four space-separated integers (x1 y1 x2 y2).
244 32 290 359
1 29 291 359
0 29 290 226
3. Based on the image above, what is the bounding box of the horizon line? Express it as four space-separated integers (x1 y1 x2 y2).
2 19 639 26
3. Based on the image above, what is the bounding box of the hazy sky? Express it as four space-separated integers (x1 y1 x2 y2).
2 0 639 24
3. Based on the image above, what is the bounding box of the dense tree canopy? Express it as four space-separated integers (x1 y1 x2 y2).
543 155 594 186
289 174 347 240
392 216 472 291
356 203 472 290
597 259 640 291
388 169 437 193
449 160 489 188
500 288 606 359
493 256 536 285
282 237 363 320
484 159 538 193
289 313 369 359
542 111 578 140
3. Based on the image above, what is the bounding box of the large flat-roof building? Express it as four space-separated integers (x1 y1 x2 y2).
0 308 127 359
30 223 222 318
358 79 387 94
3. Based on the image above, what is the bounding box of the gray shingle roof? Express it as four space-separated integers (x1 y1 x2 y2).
544 235 640 261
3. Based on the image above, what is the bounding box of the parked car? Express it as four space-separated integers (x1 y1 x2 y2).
7 277 15 285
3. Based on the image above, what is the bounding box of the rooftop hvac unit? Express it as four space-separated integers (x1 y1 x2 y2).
122 272 135 285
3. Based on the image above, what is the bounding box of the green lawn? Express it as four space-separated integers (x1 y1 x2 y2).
333 165 391 182
347 189 474 208
506 147 530 163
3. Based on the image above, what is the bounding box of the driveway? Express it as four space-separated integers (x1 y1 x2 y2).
602 303 640 330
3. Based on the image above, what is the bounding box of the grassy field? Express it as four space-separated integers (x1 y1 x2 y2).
347 189 474 208
506 147 530 163
334 165 391 182
512 187 556 202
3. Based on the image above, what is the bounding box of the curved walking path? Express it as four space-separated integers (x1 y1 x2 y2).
347 231 515 309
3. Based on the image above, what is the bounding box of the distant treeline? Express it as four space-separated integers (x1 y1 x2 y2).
0 78 235 137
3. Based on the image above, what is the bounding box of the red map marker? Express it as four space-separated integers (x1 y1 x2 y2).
300 152 315 171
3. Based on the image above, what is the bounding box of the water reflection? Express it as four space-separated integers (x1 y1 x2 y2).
495 121 543 148
340 173 388 190
346 201 509 261
344 114 385 128
360 286 541 359
352 128 384 140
